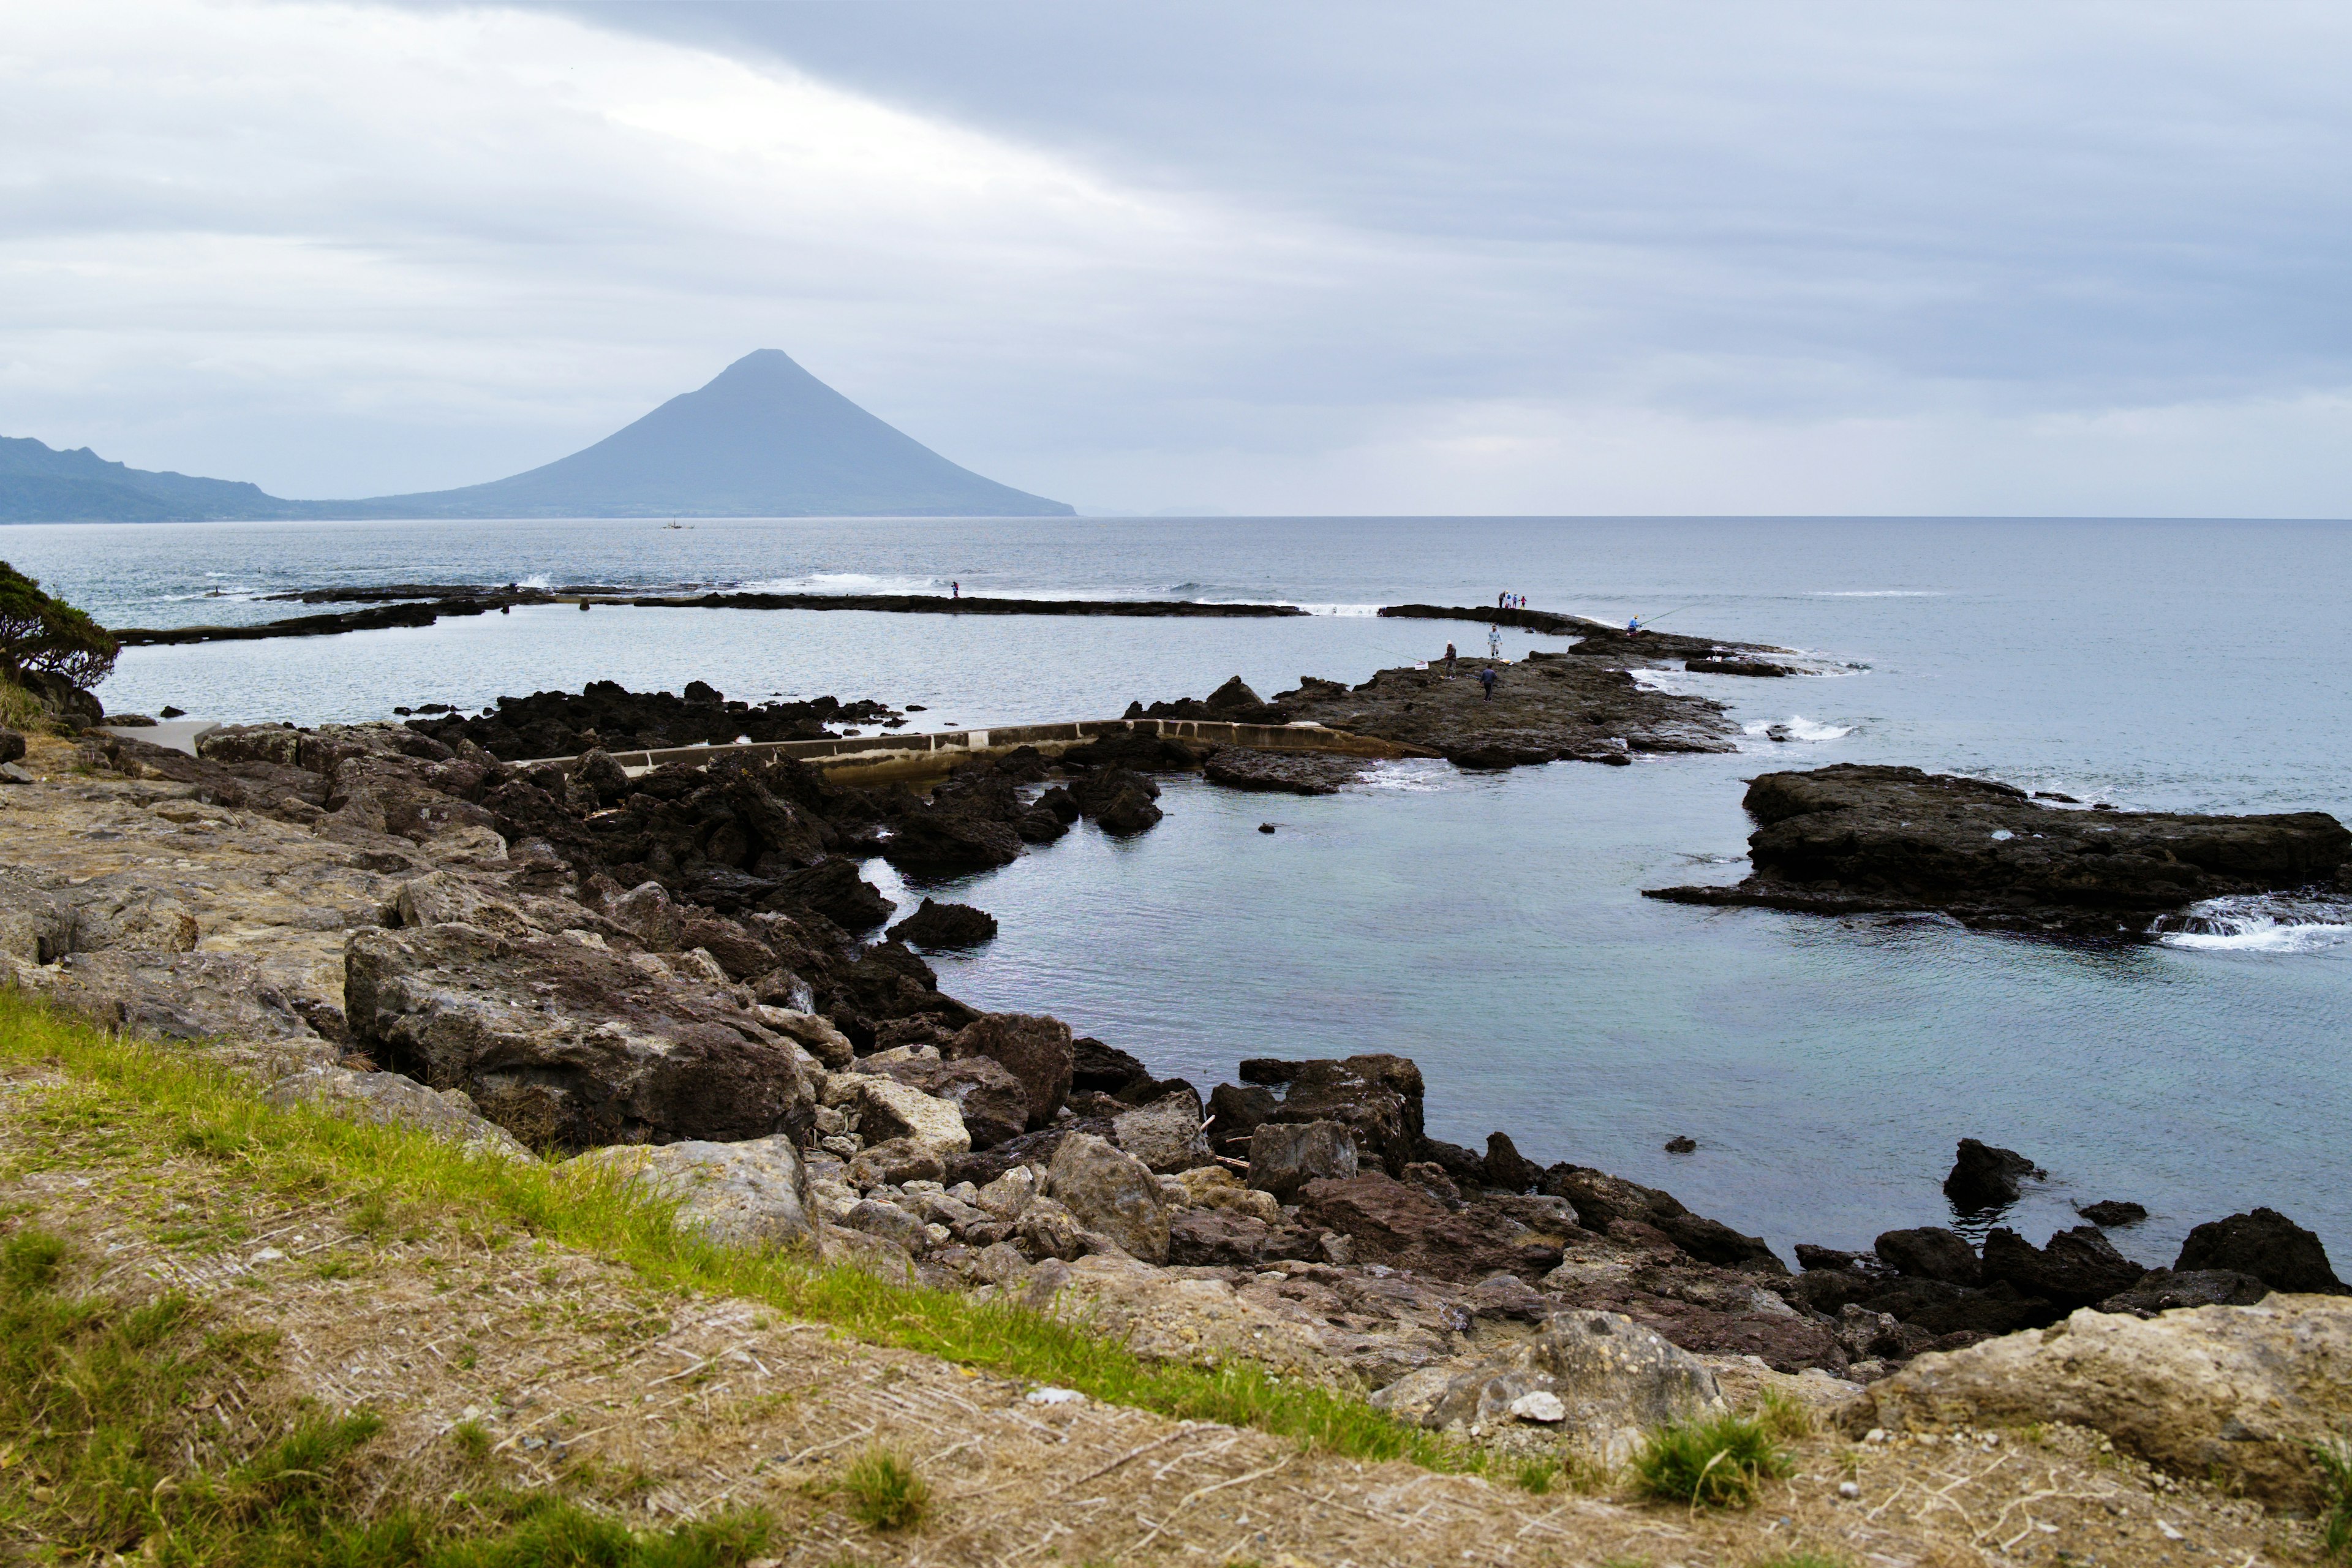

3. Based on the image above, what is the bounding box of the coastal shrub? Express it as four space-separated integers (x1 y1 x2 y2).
0 559 117 689
840 1446 930 1531
2315 1434 2352 1561
1632 1411 1792 1510
0 989 1476 1482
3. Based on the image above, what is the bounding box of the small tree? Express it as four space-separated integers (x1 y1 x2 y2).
0 562 117 690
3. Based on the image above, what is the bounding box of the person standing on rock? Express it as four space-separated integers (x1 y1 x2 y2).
1444 641 1457 676
1479 666 1498 701
1487 624 1502 659
951 581 960 599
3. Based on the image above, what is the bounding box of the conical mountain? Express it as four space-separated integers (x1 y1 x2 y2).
0 350 1072 521
367 350 1071 518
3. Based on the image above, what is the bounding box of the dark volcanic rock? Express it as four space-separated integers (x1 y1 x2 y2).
1981 1225 2146 1308
1201 748 1365 796
1945 1138 2046 1210
344 922 814 1152
1296 1173 1546 1283
1646 764 2352 936
1858 1278 2056 1336
1070 766 1164 835
403 679 897 760
1266 651 1736 771
1875 1227 1981 1285
2098 1268 2272 1316
1239 1054 1426 1175
1071 1037 1153 1096
2077 1199 2149 1227
1537 1163 1784 1273
2174 1208 2346 1294
946 1012 1074 1130
769 859 894 932
888 897 998 949
1482 1131 1542 1194
0 728 24 765
1204 1081 1280 1159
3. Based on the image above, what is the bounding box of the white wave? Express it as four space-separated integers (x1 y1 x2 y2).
2152 894 2352 954
1743 715 1853 744
1808 590 1942 597
1353 759 1456 793
513 573 553 589
736 571 941 595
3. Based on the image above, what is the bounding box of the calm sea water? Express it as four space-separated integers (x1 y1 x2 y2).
10 514 2349 1266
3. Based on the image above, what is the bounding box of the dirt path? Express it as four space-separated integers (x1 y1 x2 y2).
0 1069 2315 1568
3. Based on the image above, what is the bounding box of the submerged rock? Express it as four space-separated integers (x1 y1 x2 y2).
1201 748 1365 796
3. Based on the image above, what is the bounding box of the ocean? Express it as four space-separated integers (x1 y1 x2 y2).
9 513 2349 1267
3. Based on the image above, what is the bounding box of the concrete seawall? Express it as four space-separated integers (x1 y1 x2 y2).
521 717 1438 785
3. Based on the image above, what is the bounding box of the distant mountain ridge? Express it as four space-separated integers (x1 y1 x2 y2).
0 350 1072 521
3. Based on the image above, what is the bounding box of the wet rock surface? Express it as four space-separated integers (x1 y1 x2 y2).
1648 763 2352 936
1199 747 1367 795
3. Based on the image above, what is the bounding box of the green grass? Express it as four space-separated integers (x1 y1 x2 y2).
0 672 50 734
2314 1435 2352 1561
1631 1411 1793 1510
839 1448 928 1532
1749 1554 1850 1568
0 1223 774 1566
0 989 1471 1478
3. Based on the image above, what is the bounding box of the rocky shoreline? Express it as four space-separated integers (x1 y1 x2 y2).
1647 763 2352 937
5 693 2346 1496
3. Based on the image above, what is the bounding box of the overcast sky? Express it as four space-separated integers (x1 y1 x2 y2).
4 1 2348 515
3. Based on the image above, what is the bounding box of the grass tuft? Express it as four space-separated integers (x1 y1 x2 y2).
2314 1434 2352 1562
1753 1388 1815 1441
841 1446 929 1532
1751 1554 1850 1568
1632 1411 1792 1510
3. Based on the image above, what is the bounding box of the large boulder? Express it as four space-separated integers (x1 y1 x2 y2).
17 948 323 1051
2174 1208 2346 1294
263 1066 531 1161
823 1072 970 1156
1239 1054 1425 1175
1854 1295 2352 1506
566 1136 819 1253
1945 1137 2045 1210
1875 1226 1981 1285
1112 1090 1212 1173
886 897 998 949
1416 1311 1726 1462
344 923 813 1152
1981 1225 2146 1308
768 858 895 932
1047 1132 1170 1264
877 1055 1029 1150
1295 1172 1542 1283
946 1012 1074 1129
1247 1120 1359 1201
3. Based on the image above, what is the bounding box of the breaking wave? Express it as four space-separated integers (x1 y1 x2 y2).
1742 715 1854 744
2151 894 2352 954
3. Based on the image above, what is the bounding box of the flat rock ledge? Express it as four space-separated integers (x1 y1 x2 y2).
1646 763 2352 936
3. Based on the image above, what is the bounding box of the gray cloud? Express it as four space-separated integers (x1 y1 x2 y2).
4 1 2350 513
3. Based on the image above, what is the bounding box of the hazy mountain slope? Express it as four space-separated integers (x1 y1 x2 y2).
0 435 301 522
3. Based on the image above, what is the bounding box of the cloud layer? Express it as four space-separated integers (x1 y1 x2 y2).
4 0 2349 513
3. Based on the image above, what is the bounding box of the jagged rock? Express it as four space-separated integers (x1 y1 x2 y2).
1981 1226 2147 1308
974 1166 1038 1221
2174 1207 2346 1294
1168 1208 1281 1267
840 1075 970 1155
1858 1278 2054 1337
1112 1089 1212 1173
568 1136 818 1252
888 897 998 948
0 729 23 765
752 1007 854 1069
1090 782 1163 835
21 948 323 1050
1419 1311 1726 1461
571 748 630 804
608 881 685 949
1875 1226 1981 1285
878 1055 1029 1150
1240 1054 1425 1175
1297 1172 1544 1283
1855 1295 2352 1506
1647 764 2352 935
1795 1243 1873 1272
2078 1199 2147 1227
848 1137 946 1189
1071 1036 1152 1096
1482 1131 1540 1193
769 858 895 932
1945 1138 2045 1210
2098 1268 2271 1316
1016 1194 1102 1262
1205 1081 1280 1159
344 922 812 1152
1047 1132 1170 1264
841 1198 931 1253
1248 1120 1359 1201
946 1012 1074 1129
263 1066 532 1161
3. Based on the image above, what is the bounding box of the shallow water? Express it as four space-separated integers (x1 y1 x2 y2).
10 514 2350 1264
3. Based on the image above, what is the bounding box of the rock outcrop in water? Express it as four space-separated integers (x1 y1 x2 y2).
1646 763 2352 935
401 680 900 760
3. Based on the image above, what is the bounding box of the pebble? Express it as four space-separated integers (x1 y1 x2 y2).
1838 1480 1861 1499
1025 1387 1085 1406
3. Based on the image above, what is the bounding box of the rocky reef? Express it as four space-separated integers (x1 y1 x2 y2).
1647 763 2352 936
398 679 900 760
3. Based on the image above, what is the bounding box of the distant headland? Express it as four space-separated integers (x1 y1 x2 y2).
0 350 1074 521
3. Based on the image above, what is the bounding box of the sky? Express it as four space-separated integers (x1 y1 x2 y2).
2 0 2348 516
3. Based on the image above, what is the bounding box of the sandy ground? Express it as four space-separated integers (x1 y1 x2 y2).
0 1063 2324 1568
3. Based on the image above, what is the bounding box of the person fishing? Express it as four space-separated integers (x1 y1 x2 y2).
1478 666 1498 701
1626 616 1642 636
